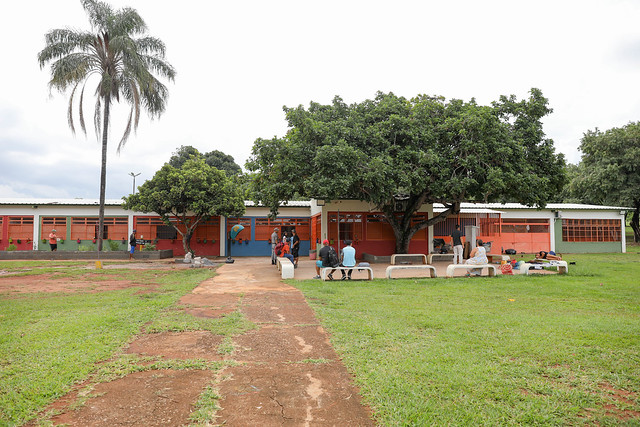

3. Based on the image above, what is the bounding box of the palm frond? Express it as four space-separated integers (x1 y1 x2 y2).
81 0 113 32
79 84 87 135
117 108 133 153
94 97 102 141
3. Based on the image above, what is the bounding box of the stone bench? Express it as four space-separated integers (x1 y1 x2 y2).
427 253 455 263
276 257 294 279
390 254 428 265
321 266 373 281
445 264 497 278
385 265 437 279
517 260 568 275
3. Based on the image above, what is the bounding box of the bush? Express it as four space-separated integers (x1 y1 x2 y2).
5 244 17 251
142 244 157 251
78 245 93 252
106 240 120 251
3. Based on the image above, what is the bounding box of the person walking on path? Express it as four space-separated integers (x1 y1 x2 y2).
48 229 58 251
270 228 279 265
339 240 356 280
451 224 464 264
291 229 300 268
129 229 137 260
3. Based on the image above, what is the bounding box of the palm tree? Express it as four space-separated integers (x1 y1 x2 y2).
38 0 175 251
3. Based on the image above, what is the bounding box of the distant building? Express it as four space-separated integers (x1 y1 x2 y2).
0 198 629 256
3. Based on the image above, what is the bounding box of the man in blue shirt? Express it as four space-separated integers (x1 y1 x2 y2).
340 240 357 280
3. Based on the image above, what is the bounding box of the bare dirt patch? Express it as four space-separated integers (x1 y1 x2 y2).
47 369 215 427
0 274 151 295
125 331 226 361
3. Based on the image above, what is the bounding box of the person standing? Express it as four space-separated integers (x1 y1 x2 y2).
48 229 58 251
291 229 300 268
270 228 279 265
340 240 356 280
129 229 137 260
451 224 464 264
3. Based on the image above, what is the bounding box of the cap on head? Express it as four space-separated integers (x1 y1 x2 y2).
52 229 56 232
322 239 329 245
133 229 137 232
274 228 278 231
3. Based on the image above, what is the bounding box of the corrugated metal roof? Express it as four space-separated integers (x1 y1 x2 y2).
0 198 311 208
452 203 632 211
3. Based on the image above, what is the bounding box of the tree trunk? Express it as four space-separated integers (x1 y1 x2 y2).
97 96 110 253
182 231 193 256
631 203 640 243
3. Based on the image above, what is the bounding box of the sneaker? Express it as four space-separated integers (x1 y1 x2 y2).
341 275 347 280
313 275 321 279
347 276 352 280
294 264 298 268
328 274 334 280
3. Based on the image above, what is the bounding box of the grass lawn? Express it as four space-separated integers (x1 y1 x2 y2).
0 262 251 426
295 251 640 425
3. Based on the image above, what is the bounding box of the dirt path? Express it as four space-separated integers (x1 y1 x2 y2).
37 258 374 426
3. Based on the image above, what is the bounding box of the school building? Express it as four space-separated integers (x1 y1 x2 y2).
0 198 629 257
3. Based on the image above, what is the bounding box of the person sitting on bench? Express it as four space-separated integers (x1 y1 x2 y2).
464 239 488 276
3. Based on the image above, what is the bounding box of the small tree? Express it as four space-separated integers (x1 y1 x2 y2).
122 158 245 255
570 122 640 242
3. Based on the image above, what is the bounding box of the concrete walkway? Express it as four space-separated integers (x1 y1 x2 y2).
188 257 375 426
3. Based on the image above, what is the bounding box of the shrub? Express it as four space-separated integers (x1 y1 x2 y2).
143 244 157 251
106 240 120 251
78 245 93 252
6 244 17 251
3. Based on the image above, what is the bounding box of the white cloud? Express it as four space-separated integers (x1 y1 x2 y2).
2 0 640 198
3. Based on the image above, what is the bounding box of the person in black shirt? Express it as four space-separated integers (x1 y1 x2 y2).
451 225 464 264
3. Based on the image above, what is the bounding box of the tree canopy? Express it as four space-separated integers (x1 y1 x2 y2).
122 158 245 255
247 90 565 253
38 0 175 251
169 145 242 177
569 122 640 242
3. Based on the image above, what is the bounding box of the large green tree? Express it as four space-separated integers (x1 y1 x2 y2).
247 90 565 253
122 158 245 255
38 0 175 251
168 145 242 176
570 122 640 242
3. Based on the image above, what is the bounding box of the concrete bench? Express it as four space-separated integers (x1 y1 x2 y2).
276 257 294 279
385 265 437 279
427 253 455 263
445 264 497 278
390 254 427 265
321 266 373 281
517 260 568 275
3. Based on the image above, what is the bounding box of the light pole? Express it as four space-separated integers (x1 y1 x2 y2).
129 172 141 195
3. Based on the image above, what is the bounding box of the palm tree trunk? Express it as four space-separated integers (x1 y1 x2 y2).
97 95 110 252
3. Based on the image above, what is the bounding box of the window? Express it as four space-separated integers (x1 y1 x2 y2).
562 219 621 242
41 217 67 240
71 217 127 240
366 214 394 240
501 218 549 234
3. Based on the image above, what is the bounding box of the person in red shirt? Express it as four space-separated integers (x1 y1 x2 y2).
48 229 58 251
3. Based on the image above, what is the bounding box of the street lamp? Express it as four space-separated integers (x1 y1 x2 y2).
129 172 141 194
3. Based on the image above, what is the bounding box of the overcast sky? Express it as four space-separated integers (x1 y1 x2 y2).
2 0 639 200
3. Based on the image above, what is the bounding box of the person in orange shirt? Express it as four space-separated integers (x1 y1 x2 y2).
281 240 294 264
48 229 58 251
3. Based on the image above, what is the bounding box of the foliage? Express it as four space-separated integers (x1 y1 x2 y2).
142 243 156 251
38 0 175 252
106 239 120 251
5 244 17 251
78 244 93 251
295 252 640 425
122 158 245 255
168 145 253 199
247 90 565 253
569 122 640 242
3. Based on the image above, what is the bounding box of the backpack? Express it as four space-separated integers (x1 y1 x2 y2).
505 248 516 255
275 242 284 256
327 246 340 267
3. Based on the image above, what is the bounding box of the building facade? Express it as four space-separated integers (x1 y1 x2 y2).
0 199 629 256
